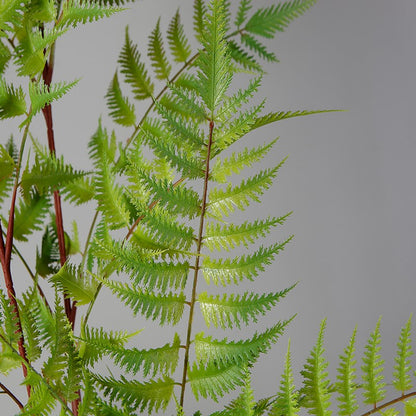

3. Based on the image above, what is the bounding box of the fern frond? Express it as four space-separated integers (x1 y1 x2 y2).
0 79 26 119
119 27 154 100
0 143 15 203
393 316 413 393
227 40 262 73
0 289 19 345
194 319 291 364
235 0 252 28
269 339 299 416
0 0 24 34
197 0 233 114
189 359 246 401
26 0 55 22
208 160 286 217
198 289 293 329
244 0 317 38
211 138 276 184
36 224 60 277
100 279 186 326
202 238 293 285
59 0 123 28
193 0 207 41
106 71 136 126
50 262 98 306
204 213 290 251
300 319 332 416
361 318 386 406
61 175 95 205
110 333 181 377
167 9 192 63
13 191 50 242
148 18 172 80
241 34 277 62
336 327 358 416
94 374 175 413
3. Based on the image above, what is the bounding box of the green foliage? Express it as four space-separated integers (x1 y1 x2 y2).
393 316 413 393
0 80 26 119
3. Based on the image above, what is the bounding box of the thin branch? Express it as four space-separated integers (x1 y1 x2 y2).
360 391 416 416
0 381 24 410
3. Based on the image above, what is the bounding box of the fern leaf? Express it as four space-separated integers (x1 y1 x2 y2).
59 0 123 28
148 18 172 80
197 0 233 114
106 71 136 126
301 319 332 416
244 0 317 38
204 213 290 251
252 110 338 130
0 289 19 345
194 319 291 364
110 333 181 377
235 0 252 28
193 0 207 41
361 318 386 406
13 191 50 242
0 79 26 119
0 143 15 202
202 238 293 285
198 289 293 329
61 175 95 205
0 0 24 34
405 399 416 416
227 40 262 73
269 340 299 416
100 279 186 326
393 316 413 393
189 359 246 401
50 263 98 306
241 34 277 62
29 79 78 116
119 27 154 100
336 327 358 416
94 374 175 413
36 224 60 277
208 160 286 217
26 0 55 22
167 9 192 63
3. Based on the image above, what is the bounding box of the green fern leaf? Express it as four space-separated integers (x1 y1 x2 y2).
29 79 78 116
189 359 246 401
235 0 252 28
94 374 175 413
0 0 24 34
405 399 416 416
58 0 123 28
0 289 19 346
148 18 172 80
227 40 262 73
204 213 290 251
202 238 293 285
195 319 291 364
100 279 186 326
193 0 207 41
393 316 413 393
208 160 286 217
26 0 55 22
167 9 192 63
61 175 95 205
36 224 60 277
0 79 26 119
119 27 154 100
361 318 386 406
197 0 233 114
244 0 317 39
106 71 136 126
0 142 15 185
198 288 293 329
269 339 299 416
301 319 332 416
336 327 358 416
110 333 181 377
241 34 277 62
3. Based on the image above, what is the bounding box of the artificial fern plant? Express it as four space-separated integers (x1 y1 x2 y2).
1 0 414 415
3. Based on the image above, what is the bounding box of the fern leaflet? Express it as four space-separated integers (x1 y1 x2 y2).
393 316 413 393
148 18 172 80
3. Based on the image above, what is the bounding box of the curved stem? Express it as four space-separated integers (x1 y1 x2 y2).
179 120 215 407
0 381 24 410
360 391 416 416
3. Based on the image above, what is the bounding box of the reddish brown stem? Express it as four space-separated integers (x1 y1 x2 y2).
0 381 24 409
360 391 416 416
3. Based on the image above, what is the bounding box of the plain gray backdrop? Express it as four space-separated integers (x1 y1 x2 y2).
2 0 416 414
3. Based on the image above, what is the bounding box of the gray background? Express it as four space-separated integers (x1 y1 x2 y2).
2 0 416 414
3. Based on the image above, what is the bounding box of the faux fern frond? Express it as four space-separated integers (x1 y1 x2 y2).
198 289 293 329
61 176 95 205
300 319 332 416
119 27 154 100
0 0 24 34
99 279 186 326
36 224 60 277
0 289 19 345
336 327 358 416
361 318 386 406
106 71 136 127
148 18 172 81
194 319 292 364
193 0 207 41
0 143 15 198
94 374 175 413
13 191 50 242
235 0 252 28
244 0 317 38
269 339 299 416
204 214 290 251
227 40 262 73
393 316 413 393
0 41 11 76
202 239 293 285
241 34 277 62
208 160 286 218
167 9 192 63
0 79 26 119
189 359 246 401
